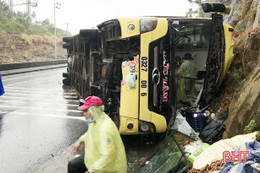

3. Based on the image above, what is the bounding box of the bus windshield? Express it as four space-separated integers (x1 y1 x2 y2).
171 19 212 107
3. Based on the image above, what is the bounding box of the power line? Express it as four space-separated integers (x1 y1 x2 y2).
7 0 37 15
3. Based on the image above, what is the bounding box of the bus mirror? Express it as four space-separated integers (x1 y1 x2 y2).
201 3 231 14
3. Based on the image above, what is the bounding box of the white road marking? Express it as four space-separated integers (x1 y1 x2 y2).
5 76 59 87
3 91 77 97
0 95 79 103
3 87 65 92
0 99 79 107
4 88 76 95
0 68 87 122
1 111 86 121
0 105 81 113
2 68 65 81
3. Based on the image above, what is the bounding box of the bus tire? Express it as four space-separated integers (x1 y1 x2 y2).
63 72 69 78
63 78 70 85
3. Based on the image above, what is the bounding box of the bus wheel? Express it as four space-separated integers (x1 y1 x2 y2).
63 78 70 85
63 72 69 78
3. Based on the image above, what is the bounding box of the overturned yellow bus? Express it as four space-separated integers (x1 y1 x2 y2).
63 3 234 135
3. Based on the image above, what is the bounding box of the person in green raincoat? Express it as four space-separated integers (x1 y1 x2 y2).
68 96 127 173
177 53 198 107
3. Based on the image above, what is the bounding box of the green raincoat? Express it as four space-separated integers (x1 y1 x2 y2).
177 59 197 103
80 106 127 173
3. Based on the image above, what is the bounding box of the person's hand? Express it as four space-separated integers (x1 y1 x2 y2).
72 139 81 155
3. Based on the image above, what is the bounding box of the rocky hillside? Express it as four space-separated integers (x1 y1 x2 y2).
0 2 68 64
0 34 67 64
209 0 260 138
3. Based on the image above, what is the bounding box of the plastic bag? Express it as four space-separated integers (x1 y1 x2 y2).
199 119 225 144
187 143 210 164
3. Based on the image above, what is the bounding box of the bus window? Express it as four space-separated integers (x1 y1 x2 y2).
171 20 212 107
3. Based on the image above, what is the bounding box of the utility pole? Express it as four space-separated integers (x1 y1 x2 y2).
26 0 31 15
54 2 61 60
9 0 13 10
65 23 69 32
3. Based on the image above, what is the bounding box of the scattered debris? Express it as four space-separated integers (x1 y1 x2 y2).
188 160 224 173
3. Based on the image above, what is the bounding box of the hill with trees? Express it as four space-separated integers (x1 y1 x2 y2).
0 1 70 64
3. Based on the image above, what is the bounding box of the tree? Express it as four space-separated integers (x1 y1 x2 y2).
41 19 50 26
188 0 203 4
187 0 213 17
0 2 69 36
14 12 32 27
31 11 36 22
0 2 13 21
186 8 198 17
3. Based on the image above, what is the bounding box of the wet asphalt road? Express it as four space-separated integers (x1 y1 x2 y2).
0 67 88 173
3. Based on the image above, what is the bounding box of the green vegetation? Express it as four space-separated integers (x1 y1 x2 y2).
186 0 202 17
234 22 246 32
0 2 69 64
245 4 258 21
186 0 217 17
256 131 260 142
241 0 253 20
244 120 260 134
0 1 69 37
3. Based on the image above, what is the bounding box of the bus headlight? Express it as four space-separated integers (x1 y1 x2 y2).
139 120 155 133
128 24 135 30
140 18 157 33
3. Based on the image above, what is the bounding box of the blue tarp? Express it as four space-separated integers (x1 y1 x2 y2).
0 73 4 96
220 141 260 173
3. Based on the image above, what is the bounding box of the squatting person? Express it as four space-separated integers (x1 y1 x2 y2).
67 96 127 173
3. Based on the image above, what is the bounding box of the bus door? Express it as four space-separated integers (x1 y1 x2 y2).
119 56 140 135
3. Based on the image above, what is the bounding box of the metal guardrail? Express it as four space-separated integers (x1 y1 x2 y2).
0 60 67 71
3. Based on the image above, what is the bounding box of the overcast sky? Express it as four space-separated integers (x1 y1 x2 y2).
8 0 195 35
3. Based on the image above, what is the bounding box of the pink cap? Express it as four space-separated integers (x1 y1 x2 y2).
78 96 103 111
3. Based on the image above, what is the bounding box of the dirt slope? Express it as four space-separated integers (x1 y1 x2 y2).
0 34 67 64
211 0 260 138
